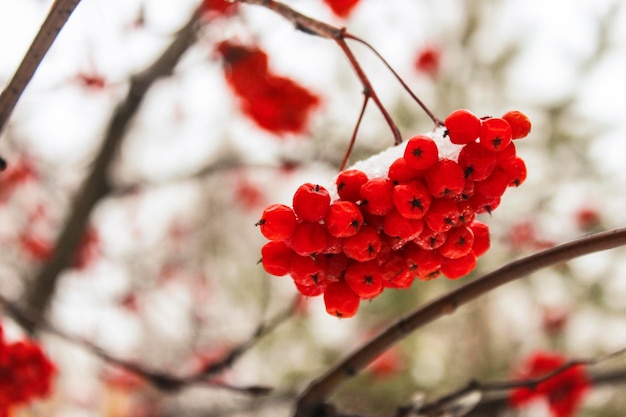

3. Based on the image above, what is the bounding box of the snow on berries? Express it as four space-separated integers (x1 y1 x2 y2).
258 109 531 318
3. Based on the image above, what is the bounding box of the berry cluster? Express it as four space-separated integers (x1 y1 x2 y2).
258 109 531 318
0 324 56 413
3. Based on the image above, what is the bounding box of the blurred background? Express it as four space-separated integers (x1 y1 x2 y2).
1 0 626 416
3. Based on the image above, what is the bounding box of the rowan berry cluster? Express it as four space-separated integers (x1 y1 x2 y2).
0 324 56 414
258 109 531 318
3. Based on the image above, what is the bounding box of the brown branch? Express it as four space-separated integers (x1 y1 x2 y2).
339 95 369 171
0 0 83 136
18 7 203 334
294 226 626 416
235 0 403 145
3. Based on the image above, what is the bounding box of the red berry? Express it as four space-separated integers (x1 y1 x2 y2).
326 253 350 282
325 200 364 238
290 254 327 287
295 281 327 297
445 109 481 144
458 142 496 181
290 221 328 256
336 169 369 202
388 157 421 183
469 221 490 256
261 241 294 276
502 110 531 139
392 181 432 219
468 192 501 214
423 198 460 233
479 117 512 151
324 281 360 318
440 252 477 279
438 225 474 259
257 204 297 241
456 200 476 225
343 225 382 261
383 209 424 240
380 252 413 288
345 261 384 299
403 135 439 170
474 167 509 199
496 141 517 162
360 178 394 215
292 183 331 222
424 159 465 198
414 226 447 250
322 234 344 254
404 244 443 280
500 157 527 187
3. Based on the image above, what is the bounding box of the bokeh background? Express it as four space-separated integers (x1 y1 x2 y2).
1 0 626 416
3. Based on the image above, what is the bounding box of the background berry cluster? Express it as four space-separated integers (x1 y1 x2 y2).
260 109 530 318
0 324 55 414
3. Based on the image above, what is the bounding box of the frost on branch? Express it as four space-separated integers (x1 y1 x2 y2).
258 109 531 317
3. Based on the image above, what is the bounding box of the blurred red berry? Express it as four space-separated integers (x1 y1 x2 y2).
414 45 441 78
323 0 361 18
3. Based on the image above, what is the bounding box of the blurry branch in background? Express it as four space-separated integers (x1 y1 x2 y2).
404 348 626 417
294 227 626 416
0 0 83 137
18 5 204 334
1 291 297 395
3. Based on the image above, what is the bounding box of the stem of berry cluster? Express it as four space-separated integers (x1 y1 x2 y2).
294 226 626 416
339 96 369 171
235 0 407 146
0 0 83 137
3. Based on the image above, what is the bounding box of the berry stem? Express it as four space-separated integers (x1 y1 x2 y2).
344 33 444 127
295 226 626 414
339 94 369 171
0 0 83 137
235 0 403 145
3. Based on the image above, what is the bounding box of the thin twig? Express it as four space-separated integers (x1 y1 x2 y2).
294 226 626 416
18 6 203 334
235 0 403 145
344 34 444 127
0 0 83 136
339 95 369 171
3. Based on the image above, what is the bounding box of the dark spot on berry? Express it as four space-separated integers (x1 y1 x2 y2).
410 197 424 212
412 147 423 158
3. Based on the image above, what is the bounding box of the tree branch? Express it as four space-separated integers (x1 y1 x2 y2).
0 0 83 136
295 226 626 416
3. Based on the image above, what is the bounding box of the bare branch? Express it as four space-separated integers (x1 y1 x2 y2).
0 0 83 136
295 226 626 416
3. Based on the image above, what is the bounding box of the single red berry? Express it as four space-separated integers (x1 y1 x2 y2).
343 225 382 262
500 157 527 187
324 281 360 318
360 178 394 216
404 243 443 280
388 157 421 183
326 253 350 282
424 159 465 198
474 167 510 199
379 252 412 288
290 221 328 256
261 241 294 276
344 261 384 299
468 192 501 214
383 209 424 240
325 200 364 238
295 281 327 297
502 110 531 139
257 204 297 241
336 169 369 202
292 183 331 222
403 135 439 170
290 254 327 287
479 117 512 151
438 225 474 259
456 200 476 225
445 109 481 145
469 221 490 256
496 141 517 162
458 142 496 181
392 180 432 219
423 198 460 233
440 252 477 279
414 226 447 250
